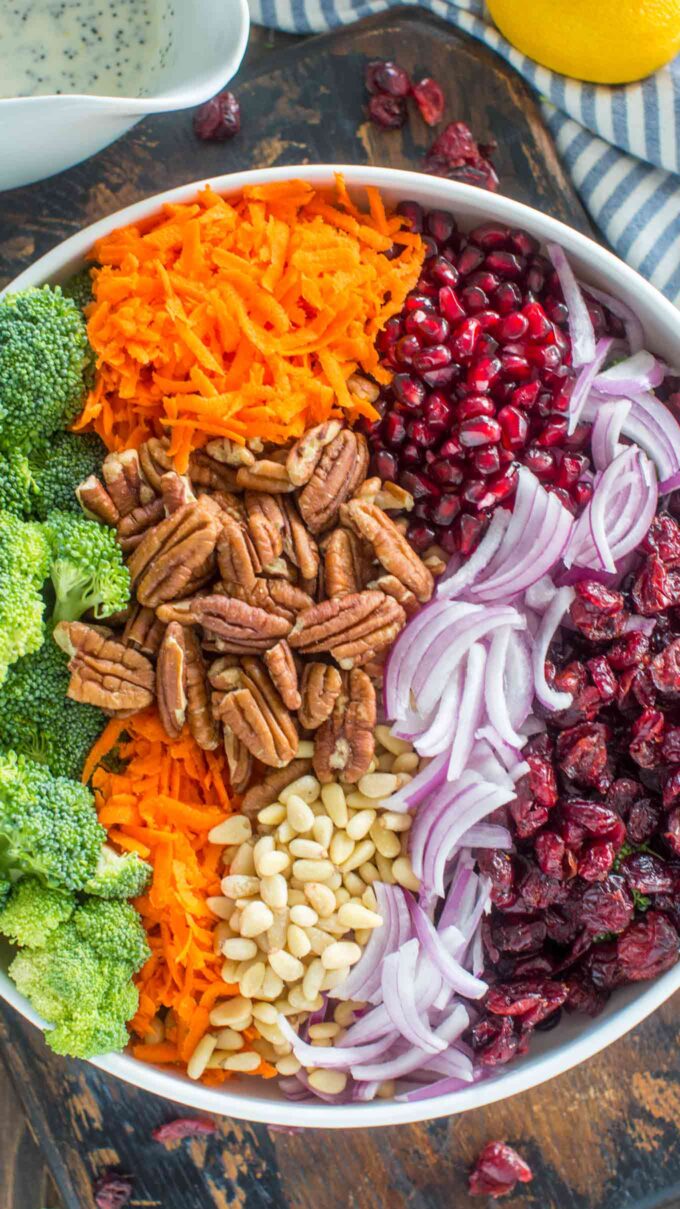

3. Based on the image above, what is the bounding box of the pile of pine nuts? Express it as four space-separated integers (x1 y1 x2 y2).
185 725 423 1090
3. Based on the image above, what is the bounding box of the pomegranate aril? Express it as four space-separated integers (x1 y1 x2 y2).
473 446 501 475
401 442 421 467
522 301 553 341
407 418 439 448
423 364 458 387
368 94 407 128
499 312 529 341
536 418 568 447
420 235 438 259
470 222 510 250
425 209 455 243
509 228 539 257
407 521 437 552
463 478 497 508
500 352 531 381
494 281 523 314
401 470 439 500
555 453 587 489
457 512 489 554
374 449 398 481
438 286 465 324
485 249 524 278
527 343 563 371
413 344 452 373
431 459 464 486
460 416 502 447
430 255 459 287
396 200 424 232
439 435 464 457
392 373 425 410
512 381 542 410
467 355 501 392
461 285 489 313
404 293 436 313
573 479 594 507
415 314 450 344
475 309 502 333
425 392 454 430
395 334 421 363
497 405 529 451
457 244 485 276
450 317 482 360
488 465 519 503
383 411 407 447
468 270 499 294
431 494 461 526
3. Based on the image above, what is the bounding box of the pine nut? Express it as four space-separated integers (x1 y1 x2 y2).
341 839 375 873
239 961 266 998
321 782 348 827
304 882 336 916
266 909 289 951
269 949 305 982
346 809 377 841
395 772 413 791
252 1001 278 1024
209 815 252 845
343 872 365 896
288 987 323 1012
214 1027 245 1051
221 874 259 899
240 900 274 937
302 958 325 1002
293 859 335 882
354 928 371 946
334 1001 360 1028
392 752 419 774
330 831 355 865
143 1016 165 1046
253 1022 286 1048
279 775 321 804
296 739 315 759
321 966 350 991
276 1055 301 1075
308 1069 347 1095
337 902 383 930
358 772 398 799
221 957 240 982
287 888 306 906
382 811 412 832
231 842 256 875
187 1034 217 1080
257 850 290 876
375 853 395 884
214 920 233 953
257 803 286 826
308 1022 341 1040
326 870 342 891
290 904 318 927
260 872 288 910
253 835 275 875
321 940 362 970
346 791 375 810
258 968 284 1000
393 854 420 891
375 726 411 755
222 937 258 961
377 1080 396 1099
251 1037 278 1061
222 1051 261 1073
206 1051 226 1070
335 887 350 906
276 820 295 845
313 816 333 850
209 996 252 1029
286 794 315 833
289 838 327 859
371 820 401 858
376 752 395 771
287 923 312 958
362 886 378 912
272 1040 293 1055
317 912 346 936
229 910 242 932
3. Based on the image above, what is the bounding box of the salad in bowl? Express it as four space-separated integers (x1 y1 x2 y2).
1 165 679 1128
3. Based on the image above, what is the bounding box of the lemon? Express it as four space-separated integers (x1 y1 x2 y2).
487 0 680 84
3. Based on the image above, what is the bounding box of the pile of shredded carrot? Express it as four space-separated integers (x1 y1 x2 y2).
75 175 424 470
84 710 275 1084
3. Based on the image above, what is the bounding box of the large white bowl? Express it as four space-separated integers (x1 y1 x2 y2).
3 165 679 1128
0 0 250 191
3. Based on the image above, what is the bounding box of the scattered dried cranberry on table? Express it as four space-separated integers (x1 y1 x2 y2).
93 1173 134 1209
469 1140 534 1199
152 1116 218 1143
193 90 241 141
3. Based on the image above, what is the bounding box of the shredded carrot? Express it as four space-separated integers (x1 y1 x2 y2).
75 175 424 468
87 708 269 1083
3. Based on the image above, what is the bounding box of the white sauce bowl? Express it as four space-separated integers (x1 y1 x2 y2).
2 164 679 1127
0 0 250 191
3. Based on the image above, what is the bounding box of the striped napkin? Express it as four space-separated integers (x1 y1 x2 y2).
248 0 680 305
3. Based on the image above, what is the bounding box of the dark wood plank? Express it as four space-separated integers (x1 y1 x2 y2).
0 9 589 291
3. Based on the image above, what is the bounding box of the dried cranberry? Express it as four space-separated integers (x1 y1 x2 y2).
608 630 651 670
556 723 612 790
472 1015 519 1066
564 974 608 1016
152 1116 218 1143
574 580 625 615
534 831 566 878
366 59 411 96
663 766 680 809
469 1141 533 1199
519 865 568 910
642 513 680 565
650 637 680 696
561 798 625 844
412 76 445 126
617 911 679 981
581 876 634 936
424 122 499 191
586 941 623 989
93 1174 133 1209
620 852 673 895
633 554 676 615
628 798 662 845
577 839 616 882
587 656 617 702
664 807 680 855
368 94 407 129
193 91 240 141
570 598 627 643
491 915 547 953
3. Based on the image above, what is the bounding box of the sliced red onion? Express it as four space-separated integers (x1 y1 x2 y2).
447 643 487 779
564 447 657 573
583 389 680 487
382 941 450 1054
438 850 477 931
474 725 523 771
583 283 644 353
414 609 524 717
532 586 576 711
566 336 614 434
332 883 411 1004
386 602 481 721
412 661 464 757
590 399 631 471
396 1072 478 1102
408 899 487 999
277 1013 397 1070
426 782 515 896
594 350 665 395
350 1006 471 1083
524 575 559 611
436 508 510 600
462 822 513 849
547 243 596 367
484 627 526 748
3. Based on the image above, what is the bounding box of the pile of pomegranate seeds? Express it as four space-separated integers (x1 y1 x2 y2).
193 90 241 141
363 204 623 554
469 1141 534 1199
365 57 445 128
470 520 680 1066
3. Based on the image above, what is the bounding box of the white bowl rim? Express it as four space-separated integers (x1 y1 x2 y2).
3 162 680 1128
0 0 250 113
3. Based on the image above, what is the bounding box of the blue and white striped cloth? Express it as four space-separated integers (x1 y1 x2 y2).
248 0 680 305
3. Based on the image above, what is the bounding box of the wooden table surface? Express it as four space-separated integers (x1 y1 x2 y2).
1 13 679 1209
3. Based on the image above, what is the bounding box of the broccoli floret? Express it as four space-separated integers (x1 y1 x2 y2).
45 510 130 624
85 845 152 900
61 268 95 315
0 877 74 948
0 879 10 910
0 638 106 780
0 751 105 891
0 511 51 684
9 896 148 1058
0 450 39 518
0 286 91 453
30 431 107 518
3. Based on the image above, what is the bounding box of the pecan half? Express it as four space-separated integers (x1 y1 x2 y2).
221 579 315 627
288 590 406 668
216 658 298 768
236 460 295 494
54 620 155 715
354 477 414 513
183 626 220 750
103 450 155 517
244 492 286 570
264 640 301 711
204 437 256 468
240 759 312 817
123 604 166 658
297 429 369 534
341 499 434 603
298 662 343 730
223 728 253 795
76 476 120 526
369 573 419 618
323 528 372 598
281 498 320 583
128 502 221 607
313 669 376 784
286 420 344 487
160 471 196 515
211 491 245 522
157 622 187 739
217 513 261 591
139 438 173 493
116 497 166 555
158 595 291 651
347 373 380 407
188 449 240 493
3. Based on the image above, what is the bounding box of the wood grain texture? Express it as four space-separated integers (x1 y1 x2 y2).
0 11 673 1209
